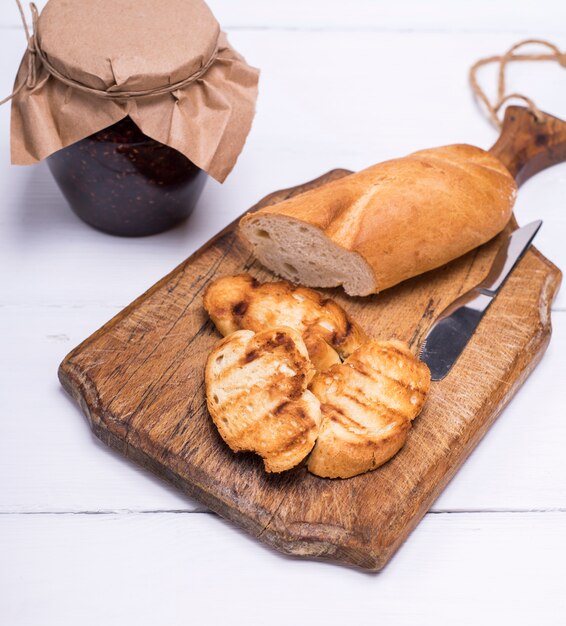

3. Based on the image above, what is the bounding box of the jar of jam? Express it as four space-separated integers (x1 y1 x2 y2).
8 0 259 237
47 117 207 236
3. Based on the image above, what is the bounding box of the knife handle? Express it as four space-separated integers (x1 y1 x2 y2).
489 105 566 186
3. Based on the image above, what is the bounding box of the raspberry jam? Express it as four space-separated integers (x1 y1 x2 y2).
47 117 206 236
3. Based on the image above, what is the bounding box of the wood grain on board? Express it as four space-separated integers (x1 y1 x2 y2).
59 108 563 570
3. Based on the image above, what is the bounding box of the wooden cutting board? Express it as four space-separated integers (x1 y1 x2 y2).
59 107 564 570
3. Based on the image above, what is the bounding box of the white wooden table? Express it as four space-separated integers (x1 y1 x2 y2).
1 2 565 624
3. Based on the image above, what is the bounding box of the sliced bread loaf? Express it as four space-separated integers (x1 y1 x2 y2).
240 145 516 296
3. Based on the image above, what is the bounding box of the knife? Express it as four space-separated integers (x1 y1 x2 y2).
419 220 542 381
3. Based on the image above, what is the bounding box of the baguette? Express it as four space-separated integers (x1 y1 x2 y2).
240 144 517 296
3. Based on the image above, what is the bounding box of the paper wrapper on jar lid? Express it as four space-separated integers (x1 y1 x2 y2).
9 0 259 182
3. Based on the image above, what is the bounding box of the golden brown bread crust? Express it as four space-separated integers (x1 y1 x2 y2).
307 339 431 479
203 274 367 371
240 144 517 293
205 327 322 473
203 277 432 478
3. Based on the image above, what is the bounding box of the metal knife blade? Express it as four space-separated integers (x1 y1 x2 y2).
419 220 542 381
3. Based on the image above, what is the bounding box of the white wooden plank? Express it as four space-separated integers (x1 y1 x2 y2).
1 28 565 308
207 0 566 33
2 0 566 33
0 304 201 514
433 311 566 511
1 305 565 513
1 511 565 626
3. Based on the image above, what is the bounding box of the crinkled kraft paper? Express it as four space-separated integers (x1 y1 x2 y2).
10 0 259 183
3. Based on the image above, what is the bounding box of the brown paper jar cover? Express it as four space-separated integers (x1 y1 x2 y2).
10 0 260 182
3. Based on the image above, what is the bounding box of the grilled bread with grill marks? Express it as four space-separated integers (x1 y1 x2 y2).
307 339 431 478
205 326 322 473
203 274 367 372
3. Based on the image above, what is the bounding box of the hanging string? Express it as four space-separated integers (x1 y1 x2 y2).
0 0 39 105
470 38 566 129
0 0 219 106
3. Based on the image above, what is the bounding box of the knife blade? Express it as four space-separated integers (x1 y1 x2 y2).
419 220 542 381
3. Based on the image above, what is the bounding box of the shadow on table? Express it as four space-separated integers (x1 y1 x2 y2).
58 386 385 577
57 386 211 512
10 162 219 247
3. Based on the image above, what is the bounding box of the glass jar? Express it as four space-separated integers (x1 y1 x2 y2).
47 117 207 237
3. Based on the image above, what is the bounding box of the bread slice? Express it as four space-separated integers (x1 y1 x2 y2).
307 339 431 478
240 145 517 296
203 274 367 372
205 326 322 473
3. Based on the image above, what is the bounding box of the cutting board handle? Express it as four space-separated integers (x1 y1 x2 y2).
489 105 566 186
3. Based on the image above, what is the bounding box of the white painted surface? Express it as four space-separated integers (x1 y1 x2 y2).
2 512 566 626
0 2 565 624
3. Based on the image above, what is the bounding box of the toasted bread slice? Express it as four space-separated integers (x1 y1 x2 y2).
307 339 431 478
205 327 322 473
203 274 367 372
